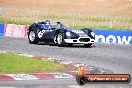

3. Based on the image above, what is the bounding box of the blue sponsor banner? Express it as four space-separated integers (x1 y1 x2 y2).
93 29 132 44
0 24 4 36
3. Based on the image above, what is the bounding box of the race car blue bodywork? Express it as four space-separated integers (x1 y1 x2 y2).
27 21 95 47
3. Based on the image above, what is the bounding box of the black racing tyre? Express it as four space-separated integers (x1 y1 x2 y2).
76 76 87 85
84 43 92 47
28 30 38 44
56 30 65 47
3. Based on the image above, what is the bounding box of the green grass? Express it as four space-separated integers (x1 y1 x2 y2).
0 18 32 25
0 53 69 74
70 25 131 30
0 18 131 30
41 14 132 23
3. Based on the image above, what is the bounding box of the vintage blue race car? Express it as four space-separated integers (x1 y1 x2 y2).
27 20 95 47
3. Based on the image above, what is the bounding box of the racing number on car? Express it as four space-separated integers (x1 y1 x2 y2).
38 30 46 38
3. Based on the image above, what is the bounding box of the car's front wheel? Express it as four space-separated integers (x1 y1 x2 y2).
56 31 65 47
28 30 38 44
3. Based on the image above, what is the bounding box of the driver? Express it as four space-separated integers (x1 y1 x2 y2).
43 20 51 29
45 20 51 25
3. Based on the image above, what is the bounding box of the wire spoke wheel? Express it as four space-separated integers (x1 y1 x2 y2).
56 31 65 47
28 30 38 44
57 33 63 44
29 31 35 42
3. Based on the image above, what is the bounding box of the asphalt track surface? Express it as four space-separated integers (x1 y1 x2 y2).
0 37 132 88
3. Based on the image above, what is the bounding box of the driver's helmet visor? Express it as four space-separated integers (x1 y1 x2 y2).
46 22 50 25
45 20 50 25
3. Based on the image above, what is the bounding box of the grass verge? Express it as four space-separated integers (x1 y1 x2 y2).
0 53 69 74
0 18 131 30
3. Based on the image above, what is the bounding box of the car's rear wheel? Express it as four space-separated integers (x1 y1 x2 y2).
56 31 65 47
84 43 92 47
28 30 38 44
